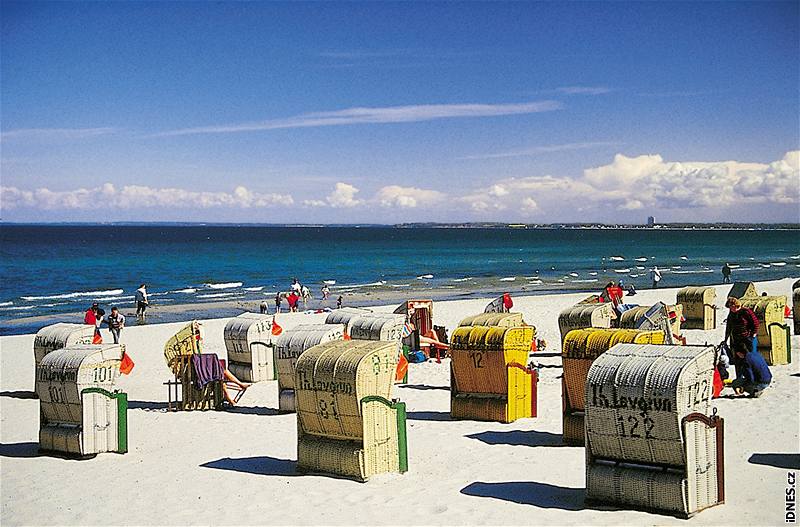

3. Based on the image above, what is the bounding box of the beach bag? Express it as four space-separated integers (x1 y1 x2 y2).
408 350 427 363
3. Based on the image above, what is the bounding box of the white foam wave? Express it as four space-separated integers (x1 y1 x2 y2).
610 256 625 261
629 274 640 278
204 282 243 290
791 255 800 259
500 277 516 282
173 288 197 294
390 283 411 288
636 266 645 270
0 301 12 307
197 292 239 299
416 274 434 279
528 279 543 285
332 280 387 290
588 272 598 276
20 288 124 301
680 256 688 260
97 295 135 302
323 280 337 285
452 277 473 282
771 262 786 267
569 272 579 277
614 268 630 273
244 286 264 291
0 305 36 311
571 279 598 283
635 257 648 262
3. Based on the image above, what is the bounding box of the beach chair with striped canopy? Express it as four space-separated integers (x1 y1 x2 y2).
584 343 725 518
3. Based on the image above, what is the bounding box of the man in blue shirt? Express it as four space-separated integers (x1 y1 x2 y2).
731 341 772 398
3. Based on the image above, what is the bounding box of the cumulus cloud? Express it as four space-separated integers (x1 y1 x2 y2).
0 183 292 211
315 182 362 208
156 100 563 136
374 185 445 208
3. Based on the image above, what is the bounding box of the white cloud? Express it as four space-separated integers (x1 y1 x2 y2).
325 182 362 208
156 100 563 136
463 141 619 160
488 185 509 197
0 127 117 141
375 185 445 208
555 86 612 95
0 184 292 211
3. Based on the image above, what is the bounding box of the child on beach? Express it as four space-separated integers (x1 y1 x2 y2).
731 340 772 397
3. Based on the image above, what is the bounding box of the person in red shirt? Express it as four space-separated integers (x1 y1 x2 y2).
84 303 98 325
502 292 513 312
287 291 300 312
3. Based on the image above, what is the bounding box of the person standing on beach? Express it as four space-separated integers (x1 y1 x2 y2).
84 303 103 344
275 292 282 313
259 300 268 314
106 306 125 344
722 263 732 284
336 295 343 309
725 297 759 357
135 284 149 318
287 291 300 312
650 266 662 288
301 285 312 309
291 278 301 295
321 284 330 300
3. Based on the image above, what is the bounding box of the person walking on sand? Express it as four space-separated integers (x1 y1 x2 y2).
287 290 300 312
84 303 103 344
275 292 283 313
650 266 662 288
321 283 330 301
259 300 268 314
722 263 732 284
105 306 125 344
301 285 312 309
135 284 149 318
291 278 301 295
336 295 343 309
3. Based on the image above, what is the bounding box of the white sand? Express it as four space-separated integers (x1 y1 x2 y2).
2 279 798 526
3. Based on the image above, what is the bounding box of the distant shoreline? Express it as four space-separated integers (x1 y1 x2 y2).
1 221 798 230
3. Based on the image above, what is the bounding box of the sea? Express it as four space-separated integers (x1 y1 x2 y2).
0 224 798 335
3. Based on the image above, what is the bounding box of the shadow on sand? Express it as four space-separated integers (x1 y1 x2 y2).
0 390 37 399
466 429 565 447
0 442 41 458
461 481 584 510
200 455 298 476
407 410 452 421
748 453 800 470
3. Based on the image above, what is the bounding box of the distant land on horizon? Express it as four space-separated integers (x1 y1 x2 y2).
1 221 799 230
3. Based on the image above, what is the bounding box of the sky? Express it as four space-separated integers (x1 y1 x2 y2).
1 1 798 224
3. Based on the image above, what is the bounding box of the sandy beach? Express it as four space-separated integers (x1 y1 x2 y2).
1 278 797 526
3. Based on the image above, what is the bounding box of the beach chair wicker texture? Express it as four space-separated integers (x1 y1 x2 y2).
274 323 345 412
557 303 615 342
450 324 537 423
677 287 717 330
584 343 724 517
458 312 526 328
728 281 756 300
33 323 95 393
36 344 127 456
618 303 683 337
163 321 223 411
347 314 406 341
294 340 407 481
324 307 372 328
739 296 790 365
223 313 275 383
561 329 665 445
793 287 800 334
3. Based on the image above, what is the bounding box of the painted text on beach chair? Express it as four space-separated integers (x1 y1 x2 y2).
274 323 345 412
223 313 275 382
561 328 666 445
584 343 724 518
618 302 682 341
677 286 717 330
295 340 408 481
739 296 791 365
164 321 222 411
37 344 127 457
33 323 95 392
450 325 537 423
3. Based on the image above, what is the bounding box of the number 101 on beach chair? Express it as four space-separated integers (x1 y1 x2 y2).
37 344 128 457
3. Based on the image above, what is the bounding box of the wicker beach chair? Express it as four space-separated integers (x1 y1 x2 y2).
677 286 717 330
728 281 756 300
739 296 791 365
324 307 372 330
561 328 665 445
458 312 526 327
32 323 95 393
584 343 724 518
36 344 127 457
557 303 616 343
450 325 537 423
274 323 345 412
223 313 275 383
163 321 227 411
295 340 408 481
793 286 800 334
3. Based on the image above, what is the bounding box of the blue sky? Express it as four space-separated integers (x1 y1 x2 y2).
1 1 798 223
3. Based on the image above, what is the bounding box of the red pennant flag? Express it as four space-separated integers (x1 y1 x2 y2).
395 353 409 382
271 318 283 336
92 329 103 344
120 352 135 375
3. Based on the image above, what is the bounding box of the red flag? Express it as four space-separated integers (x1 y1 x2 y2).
120 352 135 375
271 318 283 336
92 329 103 344
395 353 409 382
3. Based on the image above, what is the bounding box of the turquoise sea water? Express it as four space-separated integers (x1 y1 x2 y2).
0 225 797 334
